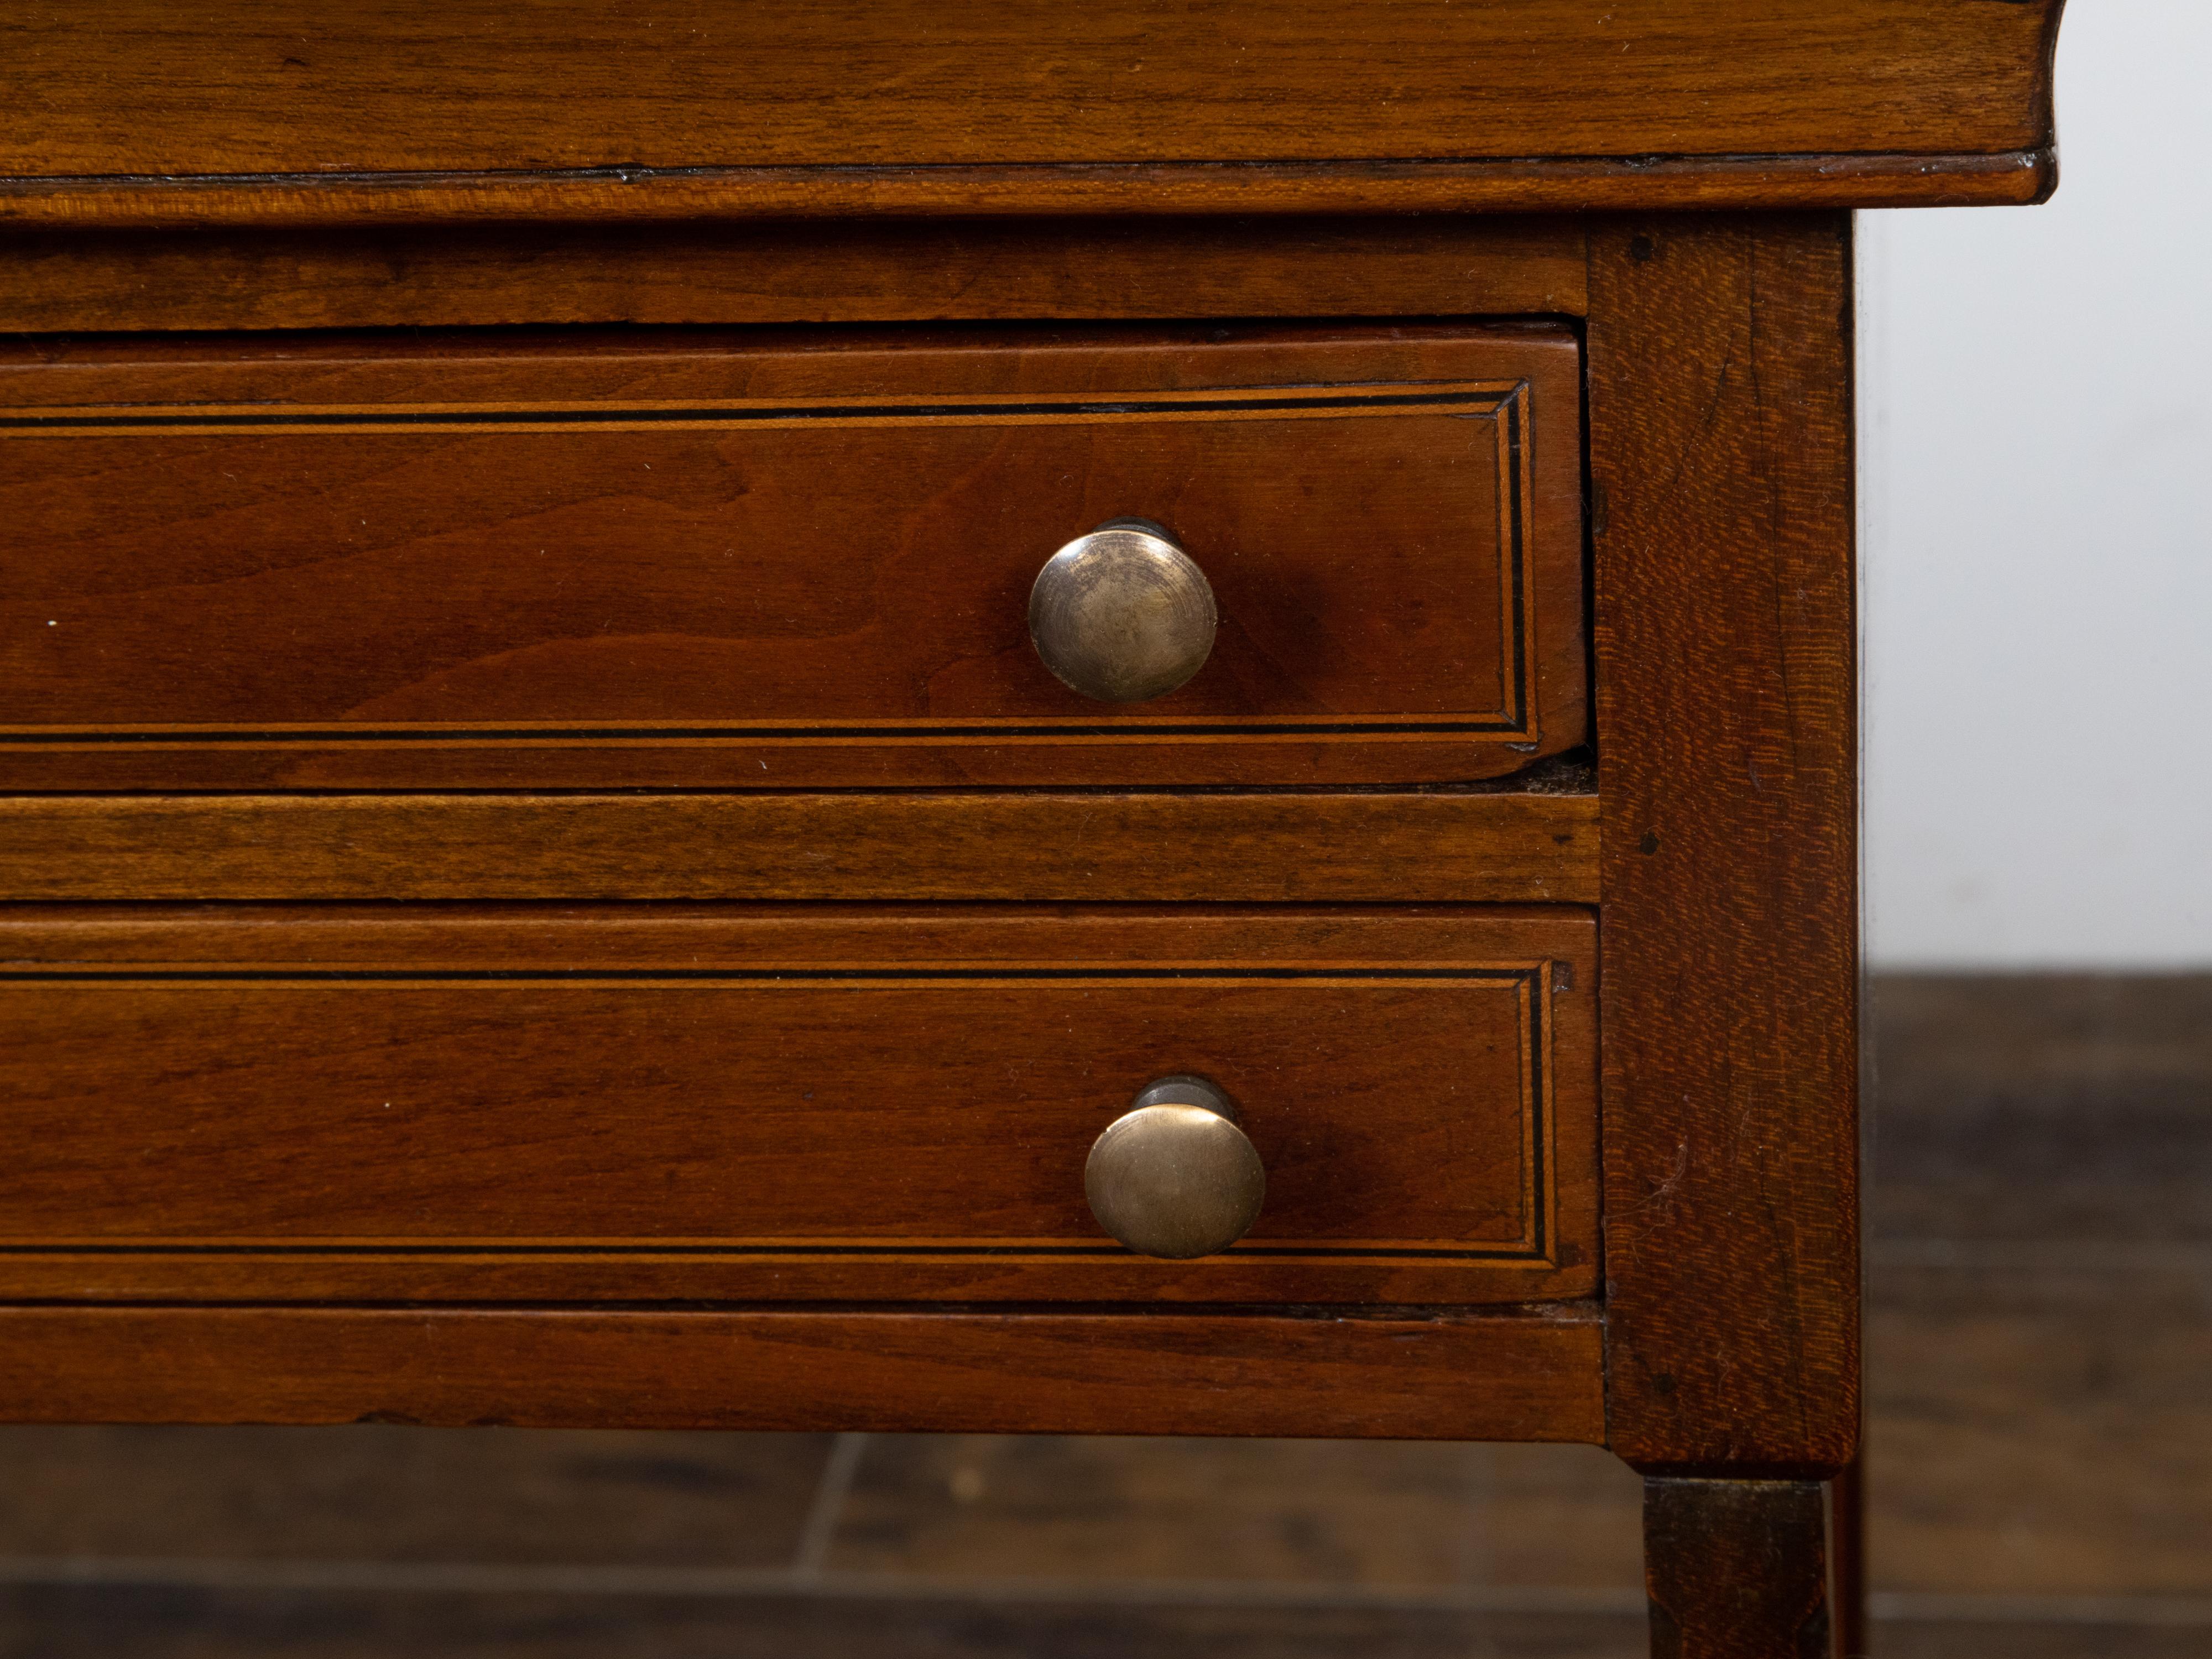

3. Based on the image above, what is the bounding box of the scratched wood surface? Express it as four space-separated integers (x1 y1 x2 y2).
1587 216 1861 1477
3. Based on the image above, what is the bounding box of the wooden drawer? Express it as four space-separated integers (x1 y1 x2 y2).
0 324 1583 789
0 906 1596 1306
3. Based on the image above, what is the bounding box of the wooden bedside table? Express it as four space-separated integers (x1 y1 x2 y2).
0 6 2068 1653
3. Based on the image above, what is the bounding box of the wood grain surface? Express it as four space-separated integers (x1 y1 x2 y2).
0 2 2066 216
1587 217 1860 1477
0 787 1598 903
0 1305 1606 1442
1643 1478 1831 1659
0 216 1590 334
0 325 1584 790
0 906 1597 1306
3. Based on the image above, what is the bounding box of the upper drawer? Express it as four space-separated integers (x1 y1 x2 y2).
0 325 1583 789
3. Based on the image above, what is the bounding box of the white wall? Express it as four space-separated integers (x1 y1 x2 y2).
1861 0 2212 968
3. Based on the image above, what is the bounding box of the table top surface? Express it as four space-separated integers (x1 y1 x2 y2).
1 1 2067 225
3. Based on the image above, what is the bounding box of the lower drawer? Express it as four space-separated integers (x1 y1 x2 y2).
0 906 1596 1305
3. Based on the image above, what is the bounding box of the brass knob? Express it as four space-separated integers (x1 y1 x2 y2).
1029 519 1217 703
1083 1076 1265 1259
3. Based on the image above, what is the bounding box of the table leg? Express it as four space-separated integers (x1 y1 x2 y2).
1828 1453 1867 1657
1644 1476 1831 1658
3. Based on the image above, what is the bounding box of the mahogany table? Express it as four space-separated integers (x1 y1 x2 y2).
0 6 2070 1652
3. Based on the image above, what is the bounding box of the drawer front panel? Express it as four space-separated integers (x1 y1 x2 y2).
0 326 1583 789
0 907 1597 1304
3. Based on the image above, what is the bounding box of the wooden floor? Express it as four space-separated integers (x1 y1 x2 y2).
2 975 2206 1657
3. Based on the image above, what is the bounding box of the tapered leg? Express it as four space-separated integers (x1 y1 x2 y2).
1828 1454 1866 1658
1644 1477 1831 1659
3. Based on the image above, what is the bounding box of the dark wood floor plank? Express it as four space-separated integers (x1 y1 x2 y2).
1867 1262 2212 1598
9 1582 2205 1659
0 1585 1650 1659
1869 975 2212 1243
828 1436 1644 1591
0 1428 834 1568
1872 1622 2212 1659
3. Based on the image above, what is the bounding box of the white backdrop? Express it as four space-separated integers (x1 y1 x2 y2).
1861 0 2212 968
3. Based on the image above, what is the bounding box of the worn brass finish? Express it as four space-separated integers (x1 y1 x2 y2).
1083 1076 1266 1259
1028 519 1217 703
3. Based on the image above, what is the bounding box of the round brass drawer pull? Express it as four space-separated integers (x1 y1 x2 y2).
1083 1076 1265 1259
1029 518 1217 703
